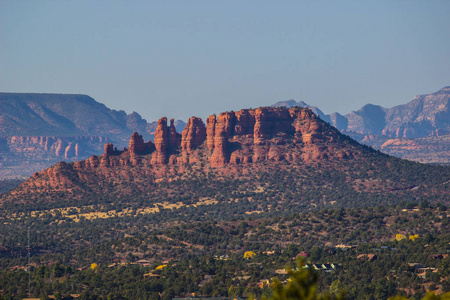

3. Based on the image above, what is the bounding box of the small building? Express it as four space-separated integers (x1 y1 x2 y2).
297 252 308 258
310 264 336 271
313 264 324 270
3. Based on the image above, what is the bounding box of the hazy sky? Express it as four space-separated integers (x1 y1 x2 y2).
1 1 449 122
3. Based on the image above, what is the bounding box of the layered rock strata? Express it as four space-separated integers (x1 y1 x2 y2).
13 106 366 195
100 107 352 168
2 136 108 159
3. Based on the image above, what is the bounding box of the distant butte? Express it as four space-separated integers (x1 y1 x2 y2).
18 106 360 194
5 105 449 207
99 106 354 168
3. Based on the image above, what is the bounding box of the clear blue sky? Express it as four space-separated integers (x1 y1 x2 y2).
1 1 449 122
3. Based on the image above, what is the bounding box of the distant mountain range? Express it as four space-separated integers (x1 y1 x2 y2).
272 86 450 164
0 93 186 179
3 106 449 210
0 93 153 141
1 87 448 180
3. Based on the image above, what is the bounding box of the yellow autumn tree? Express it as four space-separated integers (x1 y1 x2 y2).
395 234 406 241
409 234 419 241
90 263 99 273
244 251 256 259
155 264 167 270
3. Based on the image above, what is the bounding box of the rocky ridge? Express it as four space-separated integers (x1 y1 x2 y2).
106 107 352 168
273 87 450 138
15 106 362 196
5 106 450 210
273 86 450 164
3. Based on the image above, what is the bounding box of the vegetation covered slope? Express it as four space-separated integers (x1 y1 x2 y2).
0 202 448 299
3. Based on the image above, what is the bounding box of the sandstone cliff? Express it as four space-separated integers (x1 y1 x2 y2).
7 105 450 208
17 106 366 195
99 107 355 168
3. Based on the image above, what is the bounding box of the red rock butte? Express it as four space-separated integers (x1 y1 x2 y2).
99 106 354 168
15 106 375 197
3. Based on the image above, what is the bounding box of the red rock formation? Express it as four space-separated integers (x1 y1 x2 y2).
253 107 293 144
206 115 216 150
129 132 145 155
37 107 358 177
210 112 237 167
6 106 382 198
181 117 206 153
104 143 114 156
168 119 181 150
152 118 169 165
234 109 256 136
129 132 155 156
87 155 100 168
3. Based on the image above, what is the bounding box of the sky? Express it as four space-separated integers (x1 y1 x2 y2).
1 1 449 122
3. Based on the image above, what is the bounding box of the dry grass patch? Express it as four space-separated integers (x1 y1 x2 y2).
7 197 222 221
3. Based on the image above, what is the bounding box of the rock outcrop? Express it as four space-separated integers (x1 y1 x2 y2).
99 107 352 169
181 117 206 153
128 132 155 156
8 106 397 200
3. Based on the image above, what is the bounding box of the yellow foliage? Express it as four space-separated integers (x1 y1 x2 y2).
395 234 406 241
90 263 99 273
155 264 167 270
243 251 256 259
409 234 419 241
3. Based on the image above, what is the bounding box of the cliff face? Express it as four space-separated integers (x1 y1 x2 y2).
105 107 346 168
3 136 108 159
0 92 157 179
19 106 364 194
0 135 110 179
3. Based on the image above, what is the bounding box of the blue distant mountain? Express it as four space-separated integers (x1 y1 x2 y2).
272 87 450 164
273 87 450 138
